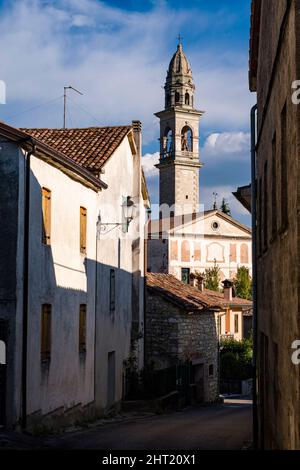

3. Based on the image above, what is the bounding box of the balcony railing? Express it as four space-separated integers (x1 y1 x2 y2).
220 334 234 341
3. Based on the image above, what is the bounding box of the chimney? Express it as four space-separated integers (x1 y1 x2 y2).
222 279 233 302
197 275 205 292
132 120 142 157
189 273 196 287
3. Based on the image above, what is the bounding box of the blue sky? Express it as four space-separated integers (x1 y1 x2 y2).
0 0 254 224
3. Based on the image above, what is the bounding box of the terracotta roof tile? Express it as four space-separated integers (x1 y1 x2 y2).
147 273 252 311
201 288 252 308
147 273 222 311
20 126 132 172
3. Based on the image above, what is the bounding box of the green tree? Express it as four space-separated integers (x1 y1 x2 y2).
234 266 252 300
220 337 253 380
204 261 220 292
221 198 231 216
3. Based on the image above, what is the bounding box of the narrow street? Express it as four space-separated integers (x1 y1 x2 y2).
39 397 252 450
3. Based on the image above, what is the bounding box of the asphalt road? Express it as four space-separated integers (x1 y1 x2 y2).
44 398 252 450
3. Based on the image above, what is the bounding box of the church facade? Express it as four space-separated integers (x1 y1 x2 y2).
148 43 252 284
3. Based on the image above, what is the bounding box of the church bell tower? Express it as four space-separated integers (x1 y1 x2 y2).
155 40 204 216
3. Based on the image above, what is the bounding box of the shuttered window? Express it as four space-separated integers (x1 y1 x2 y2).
79 304 87 354
41 304 51 362
80 207 87 254
234 314 239 334
110 269 116 313
42 188 51 245
225 310 230 333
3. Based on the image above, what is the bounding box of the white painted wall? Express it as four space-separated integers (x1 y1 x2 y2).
25 153 100 416
1 133 145 427
219 310 244 341
94 137 141 410
148 212 252 282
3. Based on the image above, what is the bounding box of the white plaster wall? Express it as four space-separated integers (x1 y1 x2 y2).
168 237 252 278
94 137 143 410
219 310 244 341
26 153 100 416
167 212 252 281
2 131 145 427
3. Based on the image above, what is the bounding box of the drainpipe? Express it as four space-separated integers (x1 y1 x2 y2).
143 210 151 370
251 104 258 449
94 212 100 409
21 144 35 429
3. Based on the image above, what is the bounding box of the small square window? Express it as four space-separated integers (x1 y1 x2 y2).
110 269 116 313
41 304 51 362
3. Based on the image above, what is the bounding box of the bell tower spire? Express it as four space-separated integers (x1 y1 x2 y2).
155 42 204 217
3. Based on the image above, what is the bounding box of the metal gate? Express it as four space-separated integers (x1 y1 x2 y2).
0 321 7 426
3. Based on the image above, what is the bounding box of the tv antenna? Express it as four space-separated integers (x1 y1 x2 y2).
213 192 218 211
63 86 83 129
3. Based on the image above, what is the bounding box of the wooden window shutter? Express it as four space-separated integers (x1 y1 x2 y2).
41 304 51 362
225 310 230 334
42 188 51 245
80 207 87 254
79 304 87 353
110 269 116 313
234 314 239 334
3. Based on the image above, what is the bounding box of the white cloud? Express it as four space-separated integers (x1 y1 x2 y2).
0 0 253 145
142 152 159 177
201 131 250 164
201 185 250 218
71 14 94 27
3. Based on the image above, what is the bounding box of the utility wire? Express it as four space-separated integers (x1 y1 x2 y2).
68 96 102 126
5 95 64 120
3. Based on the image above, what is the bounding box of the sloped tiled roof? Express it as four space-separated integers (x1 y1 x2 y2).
201 287 253 308
147 273 222 312
20 125 132 172
147 273 252 311
0 121 107 190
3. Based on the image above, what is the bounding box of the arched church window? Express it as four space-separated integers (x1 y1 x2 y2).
181 126 193 152
175 92 180 103
185 92 190 105
163 127 173 156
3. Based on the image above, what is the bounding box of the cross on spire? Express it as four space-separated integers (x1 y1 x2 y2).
177 33 183 46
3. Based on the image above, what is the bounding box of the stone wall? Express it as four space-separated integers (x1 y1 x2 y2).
146 292 219 403
253 0 300 449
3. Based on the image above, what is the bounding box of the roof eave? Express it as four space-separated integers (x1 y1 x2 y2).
0 121 108 191
249 0 262 92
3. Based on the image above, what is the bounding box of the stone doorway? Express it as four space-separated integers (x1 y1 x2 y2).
193 363 205 404
107 351 116 408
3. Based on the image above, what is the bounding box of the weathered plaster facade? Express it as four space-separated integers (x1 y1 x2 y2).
0 121 147 430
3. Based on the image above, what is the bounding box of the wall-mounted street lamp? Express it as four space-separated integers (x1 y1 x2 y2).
121 196 135 233
97 196 135 236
